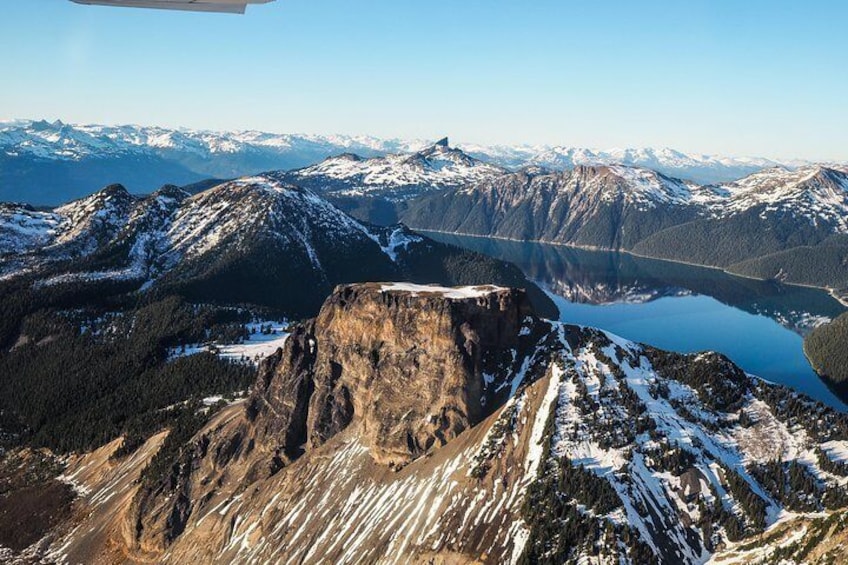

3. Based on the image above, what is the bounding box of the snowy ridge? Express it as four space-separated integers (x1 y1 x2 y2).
0 204 62 255
462 143 812 184
0 172 422 285
0 185 136 278
428 162 848 240
714 165 848 231
288 138 507 200
157 174 374 267
512 325 848 563
605 165 722 207
0 119 424 161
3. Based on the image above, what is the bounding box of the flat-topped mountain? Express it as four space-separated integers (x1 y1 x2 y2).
14 283 848 564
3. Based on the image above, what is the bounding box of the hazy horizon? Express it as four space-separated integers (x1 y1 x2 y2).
3 116 842 164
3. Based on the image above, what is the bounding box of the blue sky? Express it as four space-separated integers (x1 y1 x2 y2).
2 0 847 160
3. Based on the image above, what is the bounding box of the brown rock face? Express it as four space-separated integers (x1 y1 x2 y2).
250 282 535 467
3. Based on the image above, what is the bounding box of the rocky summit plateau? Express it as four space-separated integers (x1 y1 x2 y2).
8 282 848 564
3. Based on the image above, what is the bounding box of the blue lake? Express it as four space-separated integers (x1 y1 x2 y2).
424 232 848 411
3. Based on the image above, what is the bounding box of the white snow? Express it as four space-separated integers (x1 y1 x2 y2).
524 364 563 476
607 164 718 207
378 282 507 299
715 165 848 232
821 440 848 464
375 227 423 262
290 140 506 199
170 321 289 365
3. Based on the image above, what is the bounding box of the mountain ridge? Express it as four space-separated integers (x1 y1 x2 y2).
401 163 848 296
4 119 840 205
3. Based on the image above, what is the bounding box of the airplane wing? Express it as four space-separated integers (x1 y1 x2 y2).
70 0 275 13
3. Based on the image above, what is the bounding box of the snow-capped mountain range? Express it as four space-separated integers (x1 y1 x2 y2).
399 162 848 295
2 119 838 204
0 174 423 287
462 144 814 184
285 139 848 230
0 119 421 162
0 120 428 205
600 163 848 224
0 176 393 287
716 165 848 230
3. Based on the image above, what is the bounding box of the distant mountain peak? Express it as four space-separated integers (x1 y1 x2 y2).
289 140 507 204
151 184 191 201
333 152 364 162
99 183 131 198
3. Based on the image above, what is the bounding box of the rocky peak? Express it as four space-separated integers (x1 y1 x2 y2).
416 137 475 162
332 152 364 162
807 165 848 190
52 184 135 217
50 184 136 248
251 282 538 468
151 184 190 201
28 119 54 132
94 183 132 201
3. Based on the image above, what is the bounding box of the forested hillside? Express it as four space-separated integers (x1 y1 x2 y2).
727 240 848 290
806 312 848 396
0 281 255 452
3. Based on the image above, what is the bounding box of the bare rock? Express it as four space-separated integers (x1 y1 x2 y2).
252 282 536 468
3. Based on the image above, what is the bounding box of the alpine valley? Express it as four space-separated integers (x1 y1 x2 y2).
2 121 848 565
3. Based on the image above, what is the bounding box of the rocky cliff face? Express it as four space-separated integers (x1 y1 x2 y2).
250 282 536 468
123 282 547 557
24 283 848 565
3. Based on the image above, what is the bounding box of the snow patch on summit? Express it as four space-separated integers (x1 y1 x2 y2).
378 282 508 299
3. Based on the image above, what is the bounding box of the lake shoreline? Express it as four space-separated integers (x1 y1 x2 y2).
419 227 848 409
414 228 848 308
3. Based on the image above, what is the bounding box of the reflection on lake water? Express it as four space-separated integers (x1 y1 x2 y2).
425 232 848 411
